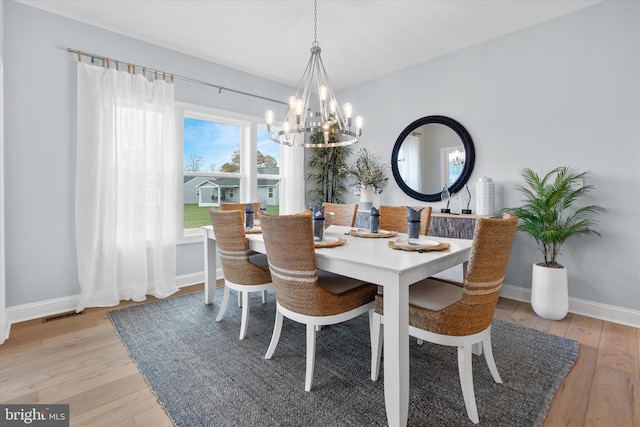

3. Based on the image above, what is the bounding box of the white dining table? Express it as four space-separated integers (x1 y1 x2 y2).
201 224 472 427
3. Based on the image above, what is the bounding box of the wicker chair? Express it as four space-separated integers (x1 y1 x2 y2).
371 213 518 424
209 209 273 340
220 202 260 220
322 202 359 227
258 212 377 391
379 205 432 235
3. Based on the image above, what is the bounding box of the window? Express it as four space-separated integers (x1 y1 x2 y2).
257 125 280 210
178 103 281 232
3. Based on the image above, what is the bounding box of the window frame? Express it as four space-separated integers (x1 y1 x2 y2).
176 102 282 240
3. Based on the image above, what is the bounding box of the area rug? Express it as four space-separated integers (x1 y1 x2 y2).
109 291 579 426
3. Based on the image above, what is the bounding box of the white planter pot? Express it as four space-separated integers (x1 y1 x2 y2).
531 263 568 320
359 187 374 210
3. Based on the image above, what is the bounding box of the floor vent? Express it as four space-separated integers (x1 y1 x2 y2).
43 311 84 323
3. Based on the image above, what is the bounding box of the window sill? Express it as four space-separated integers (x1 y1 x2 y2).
178 230 205 245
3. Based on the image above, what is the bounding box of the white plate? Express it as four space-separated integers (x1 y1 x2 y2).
404 239 439 246
318 237 339 243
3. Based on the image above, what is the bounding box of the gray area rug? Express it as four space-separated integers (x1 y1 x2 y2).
109 291 579 426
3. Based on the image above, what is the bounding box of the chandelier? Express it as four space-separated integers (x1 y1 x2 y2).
452 149 465 166
265 0 362 148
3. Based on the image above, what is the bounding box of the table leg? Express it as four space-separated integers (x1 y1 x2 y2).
383 281 410 427
203 232 217 305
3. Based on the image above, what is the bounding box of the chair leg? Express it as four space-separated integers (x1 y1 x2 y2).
370 312 383 381
239 291 250 340
472 342 483 356
458 344 479 424
237 290 242 307
305 323 317 392
265 309 283 359
261 290 267 304
216 286 231 322
482 333 502 383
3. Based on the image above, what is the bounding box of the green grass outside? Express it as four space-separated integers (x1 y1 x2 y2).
183 204 280 229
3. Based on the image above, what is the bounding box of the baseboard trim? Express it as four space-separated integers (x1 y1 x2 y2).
500 283 640 328
176 272 205 288
4 270 223 340
6 276 637 342
0 314 10 345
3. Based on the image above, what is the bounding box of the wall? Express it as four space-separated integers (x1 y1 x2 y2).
339 0 640 314
3 1 639 324
3 1 292 308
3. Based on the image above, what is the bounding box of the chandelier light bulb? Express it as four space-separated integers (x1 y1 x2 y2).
343 102 353 118
329 99 337 114
355 115 363 130
319 85 328 101
265 109 274 125
295 98 304 116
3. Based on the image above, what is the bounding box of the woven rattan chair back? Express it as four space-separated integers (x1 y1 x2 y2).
412 213 518 336
259 213 372 316
322 202 359 227
220 202 260 219
379 205 432 235
209 209 271 285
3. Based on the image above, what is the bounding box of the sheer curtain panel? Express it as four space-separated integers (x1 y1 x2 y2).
76 62 178 311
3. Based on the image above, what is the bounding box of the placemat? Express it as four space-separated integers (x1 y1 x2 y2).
244 226 261 234
315 237 346 248
348 229 398 238
388 239 450 252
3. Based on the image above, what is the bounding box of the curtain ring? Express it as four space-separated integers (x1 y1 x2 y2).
115 61 119 71
170 74 174 83
77 51 81 62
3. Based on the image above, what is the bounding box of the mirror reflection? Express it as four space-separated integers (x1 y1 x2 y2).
396 124 465 195
391 116 475 202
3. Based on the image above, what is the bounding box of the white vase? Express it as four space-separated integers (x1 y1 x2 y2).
359 186 374 210
476 176 495 216
531 263 568 320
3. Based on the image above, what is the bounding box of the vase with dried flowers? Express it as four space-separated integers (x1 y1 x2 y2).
347 148 389 208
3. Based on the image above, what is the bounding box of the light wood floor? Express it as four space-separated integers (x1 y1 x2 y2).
1 284 638 427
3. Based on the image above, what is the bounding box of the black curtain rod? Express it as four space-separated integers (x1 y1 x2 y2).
67 48 288 106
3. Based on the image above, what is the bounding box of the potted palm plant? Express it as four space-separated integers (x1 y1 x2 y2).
506 167 607 320
306 129 352 205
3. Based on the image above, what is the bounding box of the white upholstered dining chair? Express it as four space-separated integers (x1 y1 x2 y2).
259 212 377 391
321 202 359 227
209 209 273 340
371 213 518 424
379 205 432 235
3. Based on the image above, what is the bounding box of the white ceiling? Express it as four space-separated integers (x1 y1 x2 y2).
18 0 602 90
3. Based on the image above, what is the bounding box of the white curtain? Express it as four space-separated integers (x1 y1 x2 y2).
76 62 178 311
280 144 305 214
0 56 7 343
398 134 421 192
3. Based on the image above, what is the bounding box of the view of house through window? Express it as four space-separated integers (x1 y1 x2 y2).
182 110 281 230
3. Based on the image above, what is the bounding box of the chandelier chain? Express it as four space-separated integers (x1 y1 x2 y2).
313 0 318 46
